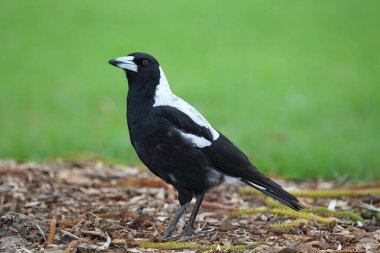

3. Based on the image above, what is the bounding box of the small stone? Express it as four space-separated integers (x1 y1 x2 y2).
219 219 233 231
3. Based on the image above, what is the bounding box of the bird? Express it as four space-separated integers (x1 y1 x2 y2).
108 52 303 239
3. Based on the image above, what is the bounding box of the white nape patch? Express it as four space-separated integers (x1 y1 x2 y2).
177 129 212 148
153 67 220 140
114 56 138 72
246 180 267 191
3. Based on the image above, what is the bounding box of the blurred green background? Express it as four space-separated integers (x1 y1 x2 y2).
0 1 379 180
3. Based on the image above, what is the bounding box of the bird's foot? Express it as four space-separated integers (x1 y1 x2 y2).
161 230 174 241
177 227 198 237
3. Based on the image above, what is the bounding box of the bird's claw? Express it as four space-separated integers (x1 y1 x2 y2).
160 231 173 241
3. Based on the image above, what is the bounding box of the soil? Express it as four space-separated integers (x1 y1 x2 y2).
0 160 379 252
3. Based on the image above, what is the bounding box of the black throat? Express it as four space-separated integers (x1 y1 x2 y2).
125 67 161 132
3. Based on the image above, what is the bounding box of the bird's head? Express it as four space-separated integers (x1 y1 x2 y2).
108 52 160 86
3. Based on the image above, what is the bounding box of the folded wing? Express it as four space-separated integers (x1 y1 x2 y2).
203 133 303 211
153 106 302 211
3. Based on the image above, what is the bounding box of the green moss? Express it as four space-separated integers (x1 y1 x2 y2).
139 242 258 251
291 188 380 198
241 187 380 198
140 242 207 250
270 219 309 231
273 208 335 224
264 197 283 208
231 208 335 224
263 197 364 222
230 208 266 217
225 243 259 251
305 207 364 222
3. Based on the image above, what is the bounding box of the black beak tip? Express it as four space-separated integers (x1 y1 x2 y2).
108 59 119 66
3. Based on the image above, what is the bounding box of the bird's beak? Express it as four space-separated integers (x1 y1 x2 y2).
108 56 138 72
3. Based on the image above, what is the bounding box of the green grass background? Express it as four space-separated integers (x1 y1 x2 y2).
0 1 379 180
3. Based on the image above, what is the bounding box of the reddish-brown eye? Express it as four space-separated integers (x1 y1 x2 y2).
142 59 149 65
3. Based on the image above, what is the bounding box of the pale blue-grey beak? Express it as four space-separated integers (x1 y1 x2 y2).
108 56 138 72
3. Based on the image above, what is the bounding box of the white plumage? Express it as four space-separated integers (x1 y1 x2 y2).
153 67 220 143
176 129 212 148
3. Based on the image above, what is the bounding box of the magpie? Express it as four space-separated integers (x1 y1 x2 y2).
108 52 303 239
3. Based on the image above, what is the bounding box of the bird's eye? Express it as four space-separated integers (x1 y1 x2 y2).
142 59 149 65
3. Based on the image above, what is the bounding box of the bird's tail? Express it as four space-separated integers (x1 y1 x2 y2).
241 174 303 211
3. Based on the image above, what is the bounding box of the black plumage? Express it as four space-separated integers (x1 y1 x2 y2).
109 52 303 239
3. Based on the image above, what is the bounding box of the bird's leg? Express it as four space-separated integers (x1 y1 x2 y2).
161 202 189 240
180 192 206 236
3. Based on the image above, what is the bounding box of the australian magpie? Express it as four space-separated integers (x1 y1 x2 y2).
109 52 303 239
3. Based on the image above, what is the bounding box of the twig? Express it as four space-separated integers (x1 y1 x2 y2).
360 202 380 212
334 175 351 189
18 248 33 253
63 240 79 253
104 178 169 188
71 218 85 229
95 211 118 219
80 229 104 237
201 201 238 211
89 212 100 218
60 218 83 229
77 231 111 251
120 209 137 218
143 219 165 232
98 232 111 250
44 217 57 247
33 222 46 243
61 229 81 240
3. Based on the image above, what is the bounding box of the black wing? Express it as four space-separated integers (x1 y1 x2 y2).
152 106 302 210
203 132 303 211
202 132 254 177
152 106 214 142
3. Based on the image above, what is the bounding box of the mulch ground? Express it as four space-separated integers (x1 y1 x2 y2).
0 160 379 253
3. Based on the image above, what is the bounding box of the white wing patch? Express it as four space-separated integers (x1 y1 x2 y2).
176 129 212 148
153 67 220 141
245 180 267 191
